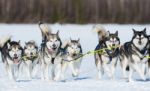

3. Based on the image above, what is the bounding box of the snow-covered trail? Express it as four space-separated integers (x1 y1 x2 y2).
0 24 150 91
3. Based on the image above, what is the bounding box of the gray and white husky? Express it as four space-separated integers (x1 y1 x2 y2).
39 22 62 81
120 28 149 82
0 36 23 81
94 25 120 79
20 40 39 79
54 38 83 81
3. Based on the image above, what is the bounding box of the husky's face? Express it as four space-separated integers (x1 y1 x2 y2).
132 28 149 50
46 31 61 52
24 41 38 57
105 31 120 49
66 39 82 57
8 41 22 63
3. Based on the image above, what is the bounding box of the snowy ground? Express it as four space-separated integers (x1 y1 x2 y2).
0 24 150 91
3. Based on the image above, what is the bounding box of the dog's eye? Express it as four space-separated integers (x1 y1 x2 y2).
141 37 144 39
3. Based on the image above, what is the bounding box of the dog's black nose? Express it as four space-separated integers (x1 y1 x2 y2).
30 53 33 55
14 54 17 57
53 44 56 47
138 41 142 44
73 53 76 56
112 44 115 46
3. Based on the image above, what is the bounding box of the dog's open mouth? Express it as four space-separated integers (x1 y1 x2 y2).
13 57 19 63
52 47 57 50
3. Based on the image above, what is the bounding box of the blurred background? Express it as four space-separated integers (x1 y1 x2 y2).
0 0 150 24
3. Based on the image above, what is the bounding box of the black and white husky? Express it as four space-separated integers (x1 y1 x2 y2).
120 28 149 82
20 40 39 79
93 25 120 79
39 22 62 81
0 36 23 80
54 39 83 81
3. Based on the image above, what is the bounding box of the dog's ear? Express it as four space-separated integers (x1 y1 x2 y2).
77 38 80 42
7 42 11 49
24 42 28 48
18 40 20 44
25 42 28 45
143 28 146 34
107 31 110 35
132 28 136 34
56 30 59 36
115 31 118 36
70 37 73 42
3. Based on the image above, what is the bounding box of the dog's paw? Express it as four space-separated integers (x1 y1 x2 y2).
72 73 78 77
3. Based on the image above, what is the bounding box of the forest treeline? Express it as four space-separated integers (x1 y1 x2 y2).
0 0 150 23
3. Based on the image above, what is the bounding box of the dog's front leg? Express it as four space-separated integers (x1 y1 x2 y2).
44 64 50 81
73 59 82 77
110 58 118 79
8 65 14 80
103 63 112 78
133 63 146 81
61 62 67 81
50 64 55 80
141 63 146 76
32 64 39 78
54 63 61 81
41 63 49 81
69 62 77 77
13 65 19 80
26 61 32 80
120 57 128 79
128 66 134 82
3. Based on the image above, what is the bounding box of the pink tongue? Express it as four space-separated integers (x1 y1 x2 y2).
14 59 19 63
48 49 53 52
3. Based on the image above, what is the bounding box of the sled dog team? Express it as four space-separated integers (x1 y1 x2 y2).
0 23 149 82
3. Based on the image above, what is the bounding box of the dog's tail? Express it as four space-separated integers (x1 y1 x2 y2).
92 24 109 40
61 40 69 49
38 21 52 41
0 35 11 49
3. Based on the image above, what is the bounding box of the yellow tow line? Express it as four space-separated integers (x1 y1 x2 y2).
65 45 150 62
